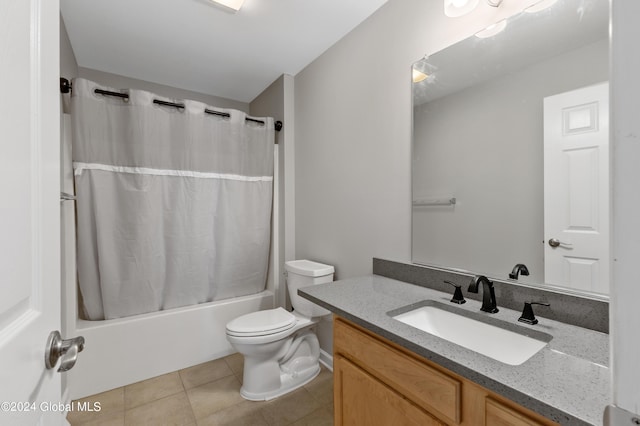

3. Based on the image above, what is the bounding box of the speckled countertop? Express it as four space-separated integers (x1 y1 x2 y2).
299 275 610 426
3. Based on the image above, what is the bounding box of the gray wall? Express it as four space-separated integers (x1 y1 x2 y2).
78 67 249 112
60 15 78 79
412 39 608 284
249 76 338 357
250 75 287 305
293 0 541 280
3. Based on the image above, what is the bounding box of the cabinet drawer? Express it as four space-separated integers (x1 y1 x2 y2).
334 318 461 424
485 398 552 426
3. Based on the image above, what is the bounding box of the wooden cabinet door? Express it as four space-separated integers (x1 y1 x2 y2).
485 398 551 426
334 355 444 426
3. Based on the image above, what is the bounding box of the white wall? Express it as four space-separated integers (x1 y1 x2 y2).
293 0 539 280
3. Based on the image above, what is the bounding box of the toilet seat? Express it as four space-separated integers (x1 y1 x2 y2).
226 307 296 337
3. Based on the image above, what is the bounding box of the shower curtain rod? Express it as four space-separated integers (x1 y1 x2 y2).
60 78 283 133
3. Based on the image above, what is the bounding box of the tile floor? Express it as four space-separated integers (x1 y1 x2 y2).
66 353 333 426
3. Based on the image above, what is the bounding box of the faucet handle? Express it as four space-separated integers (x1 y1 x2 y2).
444 280 466 304
518 301 550 325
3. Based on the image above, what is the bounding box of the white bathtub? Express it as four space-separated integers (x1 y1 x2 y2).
66 291 275 400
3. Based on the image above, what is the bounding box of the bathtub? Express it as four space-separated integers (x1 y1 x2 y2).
65 290 275 400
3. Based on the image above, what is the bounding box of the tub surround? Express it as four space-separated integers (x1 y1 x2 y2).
373 258 609 333
299 274 609 425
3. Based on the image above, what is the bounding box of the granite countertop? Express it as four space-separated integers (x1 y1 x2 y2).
299 275 610 426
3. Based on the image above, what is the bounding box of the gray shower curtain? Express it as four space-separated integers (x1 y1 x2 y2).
71 78 274 320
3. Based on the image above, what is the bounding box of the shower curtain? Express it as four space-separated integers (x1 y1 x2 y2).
71 78 274 320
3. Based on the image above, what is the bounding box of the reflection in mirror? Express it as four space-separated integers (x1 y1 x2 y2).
411 0 609 297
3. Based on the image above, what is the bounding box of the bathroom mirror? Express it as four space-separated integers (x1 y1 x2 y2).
411 0 609 297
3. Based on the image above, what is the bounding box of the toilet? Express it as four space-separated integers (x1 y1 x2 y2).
225 259 334 401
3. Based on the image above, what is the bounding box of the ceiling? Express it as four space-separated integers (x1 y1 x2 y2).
60 0 388 103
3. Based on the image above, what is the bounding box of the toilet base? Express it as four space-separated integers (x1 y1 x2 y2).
240 363 320 401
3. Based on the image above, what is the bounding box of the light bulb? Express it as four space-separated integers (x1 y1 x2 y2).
412 69 428 83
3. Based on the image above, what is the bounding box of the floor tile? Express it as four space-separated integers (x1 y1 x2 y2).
124 372 184 410
67 387 124 425
289 407 334 426
324 399 334 416
68 355 334 426
196 400 269 426
124 392 195 426
304 369 333 406
186 375 245 420
223 353 244 382
260 388 321 426
179 359 234 390
67 410 125 426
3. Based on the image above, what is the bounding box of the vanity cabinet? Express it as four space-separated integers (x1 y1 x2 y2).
333 317 558 426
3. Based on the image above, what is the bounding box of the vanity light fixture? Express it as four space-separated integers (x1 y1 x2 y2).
412 69 428 83
209 0 245 12
444 0 503 17
475 19 508 38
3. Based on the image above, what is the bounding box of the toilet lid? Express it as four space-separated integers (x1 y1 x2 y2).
226 307 296 336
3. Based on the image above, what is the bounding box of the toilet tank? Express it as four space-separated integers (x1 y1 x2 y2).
285 260 334 318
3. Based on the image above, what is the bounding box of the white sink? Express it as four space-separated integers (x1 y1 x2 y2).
391 303 550 365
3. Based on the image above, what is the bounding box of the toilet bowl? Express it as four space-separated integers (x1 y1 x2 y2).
225 260 333 401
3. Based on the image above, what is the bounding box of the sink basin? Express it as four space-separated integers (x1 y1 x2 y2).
390 301 551 365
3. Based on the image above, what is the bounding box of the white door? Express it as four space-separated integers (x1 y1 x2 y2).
543 82 609 295
0 0 63 424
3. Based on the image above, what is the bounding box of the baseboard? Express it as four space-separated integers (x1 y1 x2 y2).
318 349 333 372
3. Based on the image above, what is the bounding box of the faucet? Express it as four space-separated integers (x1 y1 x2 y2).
467 275 499 313
509 263 530 280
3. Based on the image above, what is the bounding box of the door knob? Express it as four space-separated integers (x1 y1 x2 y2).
45 330 85 372
548 238 572 248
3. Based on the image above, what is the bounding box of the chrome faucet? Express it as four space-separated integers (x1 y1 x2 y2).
467 275 499 313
